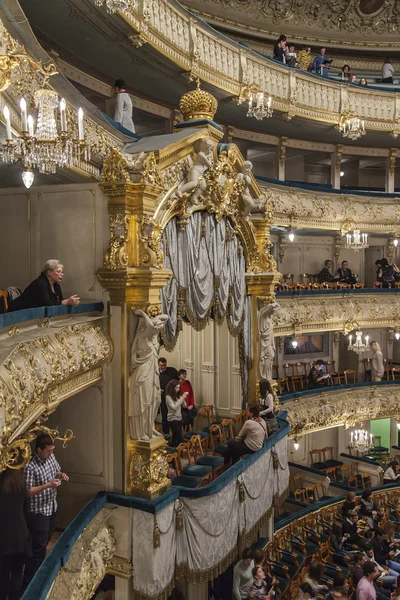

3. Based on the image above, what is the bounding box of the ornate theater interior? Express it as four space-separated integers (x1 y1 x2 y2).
2 0 400 599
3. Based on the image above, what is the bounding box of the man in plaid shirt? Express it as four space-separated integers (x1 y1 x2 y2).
22 433 69 590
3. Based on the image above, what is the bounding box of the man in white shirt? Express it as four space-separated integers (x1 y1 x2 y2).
356 560 379 600
225 405 267 464
364 544 397 589
233 548 254 600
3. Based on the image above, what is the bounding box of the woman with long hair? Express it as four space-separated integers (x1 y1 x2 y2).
259 379 279 435
0 468 31 600
383 461 400 484
359 489 381 529
165 379 188 447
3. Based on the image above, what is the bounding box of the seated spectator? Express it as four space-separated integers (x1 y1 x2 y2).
312 47 331 77
360 489 381 530
298 582 316 600
178 369 197 429
308 360 330 389
377 258 398 288
337 260 357 284
224 405 267 465
364 544 398 589
248 566 276 600
359 78 368 86
273 35 287 63
375 260 383 283
297 46 312 71
349 73 357 83
259 379 279 435
383 461 400 484
382 58 395 84
252 549 266 568
165 379 188 447
331 522 354 558
286 43 297 67
233 548 254 600
324 575 349 600
342 510 366 549
370 528 400 575
356 560 380 600
340 65 351 80
342 491 360 517
352 552 366 585
303 562 329 596
8 259 79 312
317 260 339 284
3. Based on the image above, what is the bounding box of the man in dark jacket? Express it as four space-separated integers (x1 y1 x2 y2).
273 35 287 63
158 357 179 434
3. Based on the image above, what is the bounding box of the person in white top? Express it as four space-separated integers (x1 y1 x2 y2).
114 79 135 134
165 379 188 447
370 341 384 382
382 58 395 84
233 548 254 600
225 405 267 465
259 379 279 435
383 461 400 484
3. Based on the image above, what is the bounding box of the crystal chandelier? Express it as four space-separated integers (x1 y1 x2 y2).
1 88 90 187
341 116 366 141
345 230 369 251
348 331 369 354
349 429 373 453
94 0 133 12
247 93 273 121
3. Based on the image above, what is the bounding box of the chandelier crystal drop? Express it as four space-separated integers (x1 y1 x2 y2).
341 116 366 141
247 92 273 120
349 429 373 453
1 89 91 181
348 331 369 354
345 230 369 251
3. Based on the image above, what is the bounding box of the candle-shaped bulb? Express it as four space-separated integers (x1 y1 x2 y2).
350 432 354 442
60 98 67 132
267 96 272 108
365 335 369 345
249 95 253 109
3 105 12 140
20 97 28 132
27 115 34 137
78 107 84 141
349 334 353 345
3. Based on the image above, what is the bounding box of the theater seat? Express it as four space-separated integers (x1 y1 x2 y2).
172 475 202 488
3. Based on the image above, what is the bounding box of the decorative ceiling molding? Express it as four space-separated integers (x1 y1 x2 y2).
273 291 400 337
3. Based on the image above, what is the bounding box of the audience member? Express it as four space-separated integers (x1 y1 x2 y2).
375 260 383 283
324 576 349 600
252 549 266 568
370 528 400 574
342 510 366 549
377 259 397 288
8 259 79 312
22 434 69 592
360 489 381 530
360 78 368 86
337 260 357 284
286 44 297 67
342 491 360 517
382 59 395 84
331 522 353 557
356 560 380 600
159 358 179 434
312 48 331 77
353 552 366 585
273 35 287 63
114 78 135 133
0 468 32 600
370 342 384 383
364 544 398 589
233 548 254 600
178 369 197 429
303 562 329 596
349 73 357 83
259 379 279 435
340 65 351 80
308 360 329 389
297 46 312 71
383 462 400 484
165 379 187 447
248 566 275 600
225 405 267 465
317 260 340 284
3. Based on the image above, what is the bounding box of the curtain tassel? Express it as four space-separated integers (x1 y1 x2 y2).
239 481 245 503
176 502 183 531
272 446 279 470
153 515 160 548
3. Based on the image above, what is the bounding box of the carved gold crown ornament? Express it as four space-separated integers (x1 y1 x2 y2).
1 78 92 187
179 78 218 121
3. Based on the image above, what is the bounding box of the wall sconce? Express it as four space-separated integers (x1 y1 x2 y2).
293 439 300 451
288 230 295 242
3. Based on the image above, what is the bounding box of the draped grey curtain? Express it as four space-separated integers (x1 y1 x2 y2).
160 211 251 399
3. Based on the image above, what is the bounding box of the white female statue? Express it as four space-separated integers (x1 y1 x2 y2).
129 309 169 441
236 160 256 217
176 138 214 205
258 302 281 381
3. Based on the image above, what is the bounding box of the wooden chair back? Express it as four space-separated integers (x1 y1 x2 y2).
276 378 290 394
326 360 336 374
322 447 334 463
290 473 304 491
325 467 337 481
344 369 357 384
233 411 247 434
177 441 193 466
0 290 8 313
190 435 205 462
330 371 343 385
283 363 293 377
167 451 181 475
209 424 224 451
392 367 400 381
220 418 234 441
383 359 392 380
272 364 279 379
198 407 212 429
282 273 294 284
309 448 323 466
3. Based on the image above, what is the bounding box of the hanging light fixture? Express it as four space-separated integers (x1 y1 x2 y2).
397 422 400 431
345 230 369 251
1 89 91 185
340 116 366 141
247 92 273 121
394 238 399 248
291 338 298 349
395 331 400 341
348 331 369 354
349 429 373 453
21 170 34 188
293 439 300 451
288 230 295 242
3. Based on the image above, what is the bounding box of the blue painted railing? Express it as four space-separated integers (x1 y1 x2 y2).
277 288 400 297
0 302 104 330
280 379 400 402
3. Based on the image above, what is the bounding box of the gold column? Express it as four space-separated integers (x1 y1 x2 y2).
96 149 171 499
246 204 281 403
